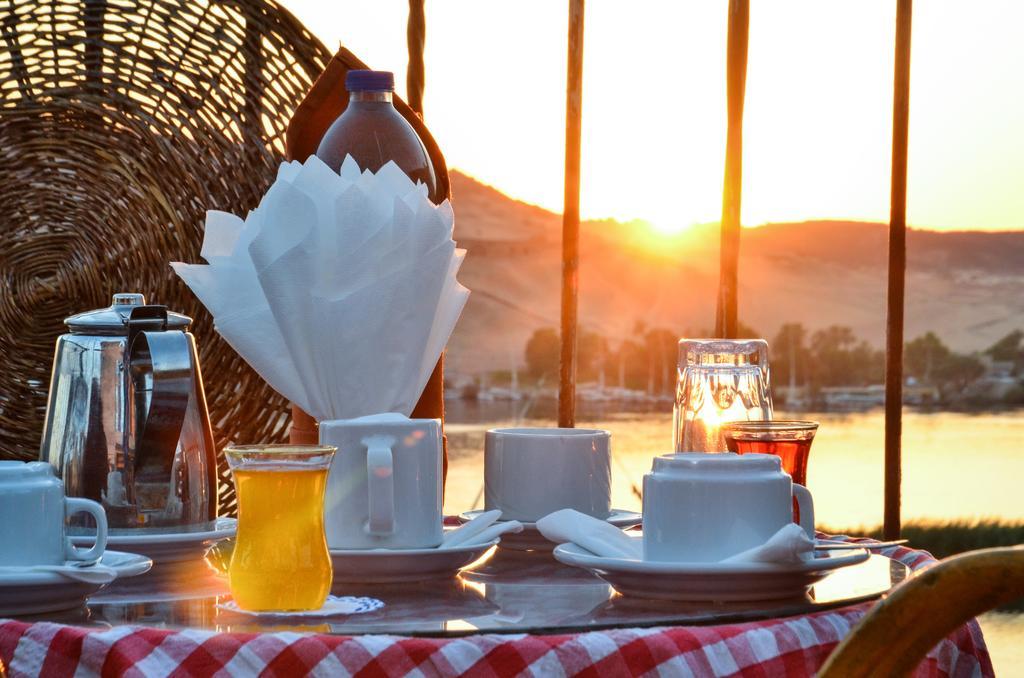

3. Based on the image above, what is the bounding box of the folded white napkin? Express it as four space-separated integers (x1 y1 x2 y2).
537 509 814 564
721 523 814 564
537 509 642 559
171 156 470 423
441 510 523 550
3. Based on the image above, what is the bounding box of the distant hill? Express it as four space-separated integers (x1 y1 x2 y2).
446 171 1024 377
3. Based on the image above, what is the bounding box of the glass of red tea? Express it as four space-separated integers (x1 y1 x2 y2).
722 421 819 487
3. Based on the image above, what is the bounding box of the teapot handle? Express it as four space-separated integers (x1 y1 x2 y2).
128 307 191 474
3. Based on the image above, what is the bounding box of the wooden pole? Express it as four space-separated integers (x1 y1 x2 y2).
406 0 426 116
715 0 749 339
558 0 585 428
884 0 913 540
403 0 449 485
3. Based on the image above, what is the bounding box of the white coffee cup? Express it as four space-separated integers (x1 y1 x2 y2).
0 461 108 566
485 428 612 522
320 415 443 550
642 452 814 563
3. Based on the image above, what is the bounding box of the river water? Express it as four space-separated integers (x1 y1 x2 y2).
442 402 1024 670
444 403 1024 526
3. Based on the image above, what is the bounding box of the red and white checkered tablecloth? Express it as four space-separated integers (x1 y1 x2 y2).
0 538 994 677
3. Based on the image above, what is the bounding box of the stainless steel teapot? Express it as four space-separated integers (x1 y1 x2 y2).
40 293 218 533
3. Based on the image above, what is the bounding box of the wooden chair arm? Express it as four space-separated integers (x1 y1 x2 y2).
819 545 1024 677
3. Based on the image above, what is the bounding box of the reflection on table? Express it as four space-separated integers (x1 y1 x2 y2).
14 542 913 637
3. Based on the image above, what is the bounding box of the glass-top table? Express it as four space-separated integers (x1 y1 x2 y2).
23 545 908 637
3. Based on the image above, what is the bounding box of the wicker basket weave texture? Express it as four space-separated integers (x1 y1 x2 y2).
0 0 332 515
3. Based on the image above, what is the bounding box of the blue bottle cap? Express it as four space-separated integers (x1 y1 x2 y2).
345 70 395 92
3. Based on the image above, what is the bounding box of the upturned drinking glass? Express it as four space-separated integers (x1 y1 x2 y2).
673 339 773 452
225 444 336 612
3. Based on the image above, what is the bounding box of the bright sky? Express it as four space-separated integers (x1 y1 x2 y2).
284 1 1024 232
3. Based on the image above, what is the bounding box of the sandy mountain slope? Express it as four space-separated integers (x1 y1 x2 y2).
446 171 1024 377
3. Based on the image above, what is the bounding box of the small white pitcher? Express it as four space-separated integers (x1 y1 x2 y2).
320 415 442 550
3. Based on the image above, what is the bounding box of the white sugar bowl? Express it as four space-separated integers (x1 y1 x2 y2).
642 453 813 563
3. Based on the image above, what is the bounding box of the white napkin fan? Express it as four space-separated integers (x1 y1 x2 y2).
172 155 469 422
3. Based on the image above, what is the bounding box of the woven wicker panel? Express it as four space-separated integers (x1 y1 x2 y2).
0 0 332 515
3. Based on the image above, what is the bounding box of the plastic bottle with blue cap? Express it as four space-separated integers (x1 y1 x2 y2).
316 69 439 202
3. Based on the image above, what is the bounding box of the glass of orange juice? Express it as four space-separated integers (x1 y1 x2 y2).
224 444 336 612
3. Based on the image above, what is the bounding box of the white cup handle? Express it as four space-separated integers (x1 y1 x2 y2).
64 497 108 563
364 435 396 536
793 483 815 539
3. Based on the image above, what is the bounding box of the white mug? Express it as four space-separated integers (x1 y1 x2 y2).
485 428 611 522
0 461 108 566
320 415 443 550
642 452 814 563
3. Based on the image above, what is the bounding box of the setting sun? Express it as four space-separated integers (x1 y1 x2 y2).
648 220 692 236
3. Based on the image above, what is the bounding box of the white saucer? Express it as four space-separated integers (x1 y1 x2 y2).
458 509 642 551
87 555 230 603
553 536 870 602
71 518 237 565
329 539 498 584
0 550 153 616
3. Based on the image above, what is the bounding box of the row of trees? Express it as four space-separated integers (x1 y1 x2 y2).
525 325 677 393
984 329 1024 368
770 324 986 392
521 322 1023 394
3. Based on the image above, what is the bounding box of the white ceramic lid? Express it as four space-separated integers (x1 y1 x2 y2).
651 452 781 475
0 460 58 482
487 427 610 437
